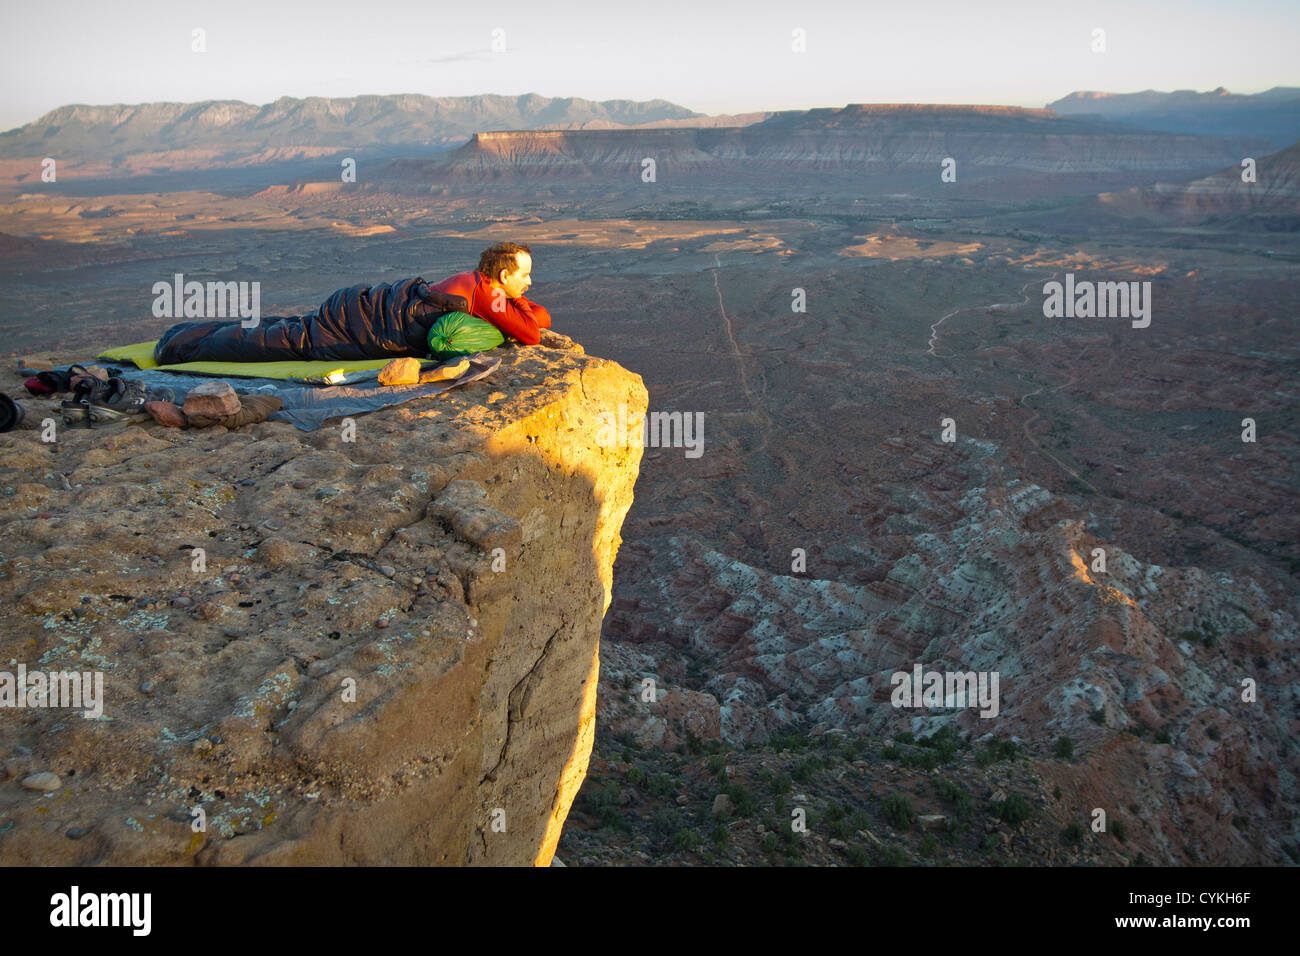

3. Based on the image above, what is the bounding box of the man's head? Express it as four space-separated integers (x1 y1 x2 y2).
477 242 532 299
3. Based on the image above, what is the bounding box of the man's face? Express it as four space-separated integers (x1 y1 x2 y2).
498 252 532 299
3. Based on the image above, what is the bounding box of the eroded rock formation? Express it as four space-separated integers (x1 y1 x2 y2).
0 343 645 865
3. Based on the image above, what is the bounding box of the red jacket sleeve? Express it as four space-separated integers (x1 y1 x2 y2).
427 272 551 345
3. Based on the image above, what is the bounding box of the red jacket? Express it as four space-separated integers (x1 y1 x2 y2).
425 271 551 345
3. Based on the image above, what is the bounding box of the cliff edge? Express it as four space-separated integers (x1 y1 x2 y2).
0 342 647 865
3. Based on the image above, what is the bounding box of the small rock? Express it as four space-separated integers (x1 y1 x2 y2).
172 596 193 609
65 826 88 840
183 380 241 417
509 378 523 387
307 661 333 678
675 794 689 806
222 629 244 639
829 838 849 849
712 793 734 819
193 738 213 754
144 401 188 428
316 488 341 499
378 357 422 386
11 746 31 757
377 565 396 577
291 478 312 489
918 814 948 831
262 519 282 531
239 479 254 486
139 681 154 695
377 618 390 628
21 772 61 792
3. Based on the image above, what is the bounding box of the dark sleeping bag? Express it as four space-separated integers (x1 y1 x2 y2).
152 277 469 365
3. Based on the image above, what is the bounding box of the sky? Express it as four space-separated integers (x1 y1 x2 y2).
1 0 1297 132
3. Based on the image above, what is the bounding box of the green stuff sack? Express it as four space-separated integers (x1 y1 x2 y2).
426 310 505 358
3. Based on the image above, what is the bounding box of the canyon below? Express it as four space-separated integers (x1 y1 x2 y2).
1 92 1297 866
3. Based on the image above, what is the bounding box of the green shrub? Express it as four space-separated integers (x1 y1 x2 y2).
882 793 914 831
875 845 909 866
770 773 792 796
1053 736 1075 760
1089 709 1106 726
932 779 975 819
791 755 824 783
919 834 938 858
650 808 681 839
1111 820 1128 842
895 731 915 744
845 844 872 866
648 773 675 798
707 755 727 775
711 823 730 848
626 766 648 787
1053 786 1062 800
726 782 757 817
1061 821 1086 846
674 828 702 852
983 833 1001 853
975 737 1019 767
827 817 853 841
1155 728 1172 745
995 792 1032 827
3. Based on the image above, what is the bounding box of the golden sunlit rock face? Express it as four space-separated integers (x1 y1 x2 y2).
0 343 645 866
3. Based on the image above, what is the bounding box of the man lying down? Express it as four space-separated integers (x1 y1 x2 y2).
153 241 567 368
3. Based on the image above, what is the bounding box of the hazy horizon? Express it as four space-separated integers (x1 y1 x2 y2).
2 0 1298 133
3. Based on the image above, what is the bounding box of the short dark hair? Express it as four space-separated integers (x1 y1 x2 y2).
477 242 531 283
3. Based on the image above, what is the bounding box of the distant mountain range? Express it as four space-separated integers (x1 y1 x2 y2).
383 105 1274 187
1047 86 1300 150
0 93 704 172
0 88 1294 185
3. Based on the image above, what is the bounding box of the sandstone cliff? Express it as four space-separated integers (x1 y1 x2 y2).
1096 140 1300 222
0 343 646 865
384 105 1271 184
